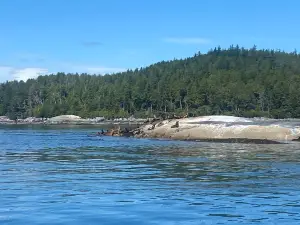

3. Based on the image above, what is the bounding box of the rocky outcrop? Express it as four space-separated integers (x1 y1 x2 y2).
46 115 146 125
21 117 44 123
131 116 300 144
46 115 82 124
0 116 14 124
0 116 45 124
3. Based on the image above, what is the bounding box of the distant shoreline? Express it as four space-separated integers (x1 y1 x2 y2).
0 115 146 126
0 121 144 126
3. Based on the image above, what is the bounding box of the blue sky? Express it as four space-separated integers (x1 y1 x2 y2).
0 0 299 81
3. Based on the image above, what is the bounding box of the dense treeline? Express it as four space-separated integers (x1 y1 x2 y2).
1 45 300 119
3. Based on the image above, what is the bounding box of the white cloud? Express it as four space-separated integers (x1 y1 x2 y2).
0 63 126 83
163 37 211 44
12 68 49 81
0 66 48 82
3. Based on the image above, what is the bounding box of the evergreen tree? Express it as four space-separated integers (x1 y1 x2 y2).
1 46 300 119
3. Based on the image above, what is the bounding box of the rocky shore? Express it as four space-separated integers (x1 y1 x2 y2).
128 116 300 144
3 114 300 144
0 115 146 125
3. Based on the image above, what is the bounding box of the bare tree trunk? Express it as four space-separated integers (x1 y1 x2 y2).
185 100 189 114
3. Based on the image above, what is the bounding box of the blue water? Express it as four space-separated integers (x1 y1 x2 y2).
1 125 300 224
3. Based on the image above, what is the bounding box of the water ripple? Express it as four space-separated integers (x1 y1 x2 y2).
1 126 300 224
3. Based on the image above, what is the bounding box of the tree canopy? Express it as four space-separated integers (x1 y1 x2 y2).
1 45 300 119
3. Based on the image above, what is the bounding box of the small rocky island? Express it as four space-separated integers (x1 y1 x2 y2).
108 115 300 144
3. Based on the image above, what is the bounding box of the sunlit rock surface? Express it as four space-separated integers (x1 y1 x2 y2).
134 116 300 143
47 115 82 124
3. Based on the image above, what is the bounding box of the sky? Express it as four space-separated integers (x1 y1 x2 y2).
0 0 299 82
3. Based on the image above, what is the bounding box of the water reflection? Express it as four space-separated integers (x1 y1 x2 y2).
2 141 300 182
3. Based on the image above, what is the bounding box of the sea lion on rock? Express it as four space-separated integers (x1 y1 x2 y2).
148 124 156 130
171 121 179 128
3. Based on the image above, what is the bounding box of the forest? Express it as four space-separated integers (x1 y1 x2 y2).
1 45 300 120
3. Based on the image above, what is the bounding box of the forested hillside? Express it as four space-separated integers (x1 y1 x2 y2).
2 45 300 119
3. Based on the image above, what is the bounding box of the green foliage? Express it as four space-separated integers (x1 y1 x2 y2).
1 46 300 119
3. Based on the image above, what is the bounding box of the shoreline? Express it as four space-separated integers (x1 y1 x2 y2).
0 115 146 126
3 115 300 144
0 121 144 126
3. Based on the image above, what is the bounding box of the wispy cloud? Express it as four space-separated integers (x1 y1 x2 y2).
163 37 211 44
12 68 49 81
81 41 103 47
0 62 126 82
0 66 49 82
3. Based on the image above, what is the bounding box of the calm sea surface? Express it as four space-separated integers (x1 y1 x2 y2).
1 125 300 225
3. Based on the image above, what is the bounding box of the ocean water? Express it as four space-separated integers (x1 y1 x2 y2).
1 125 300 225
